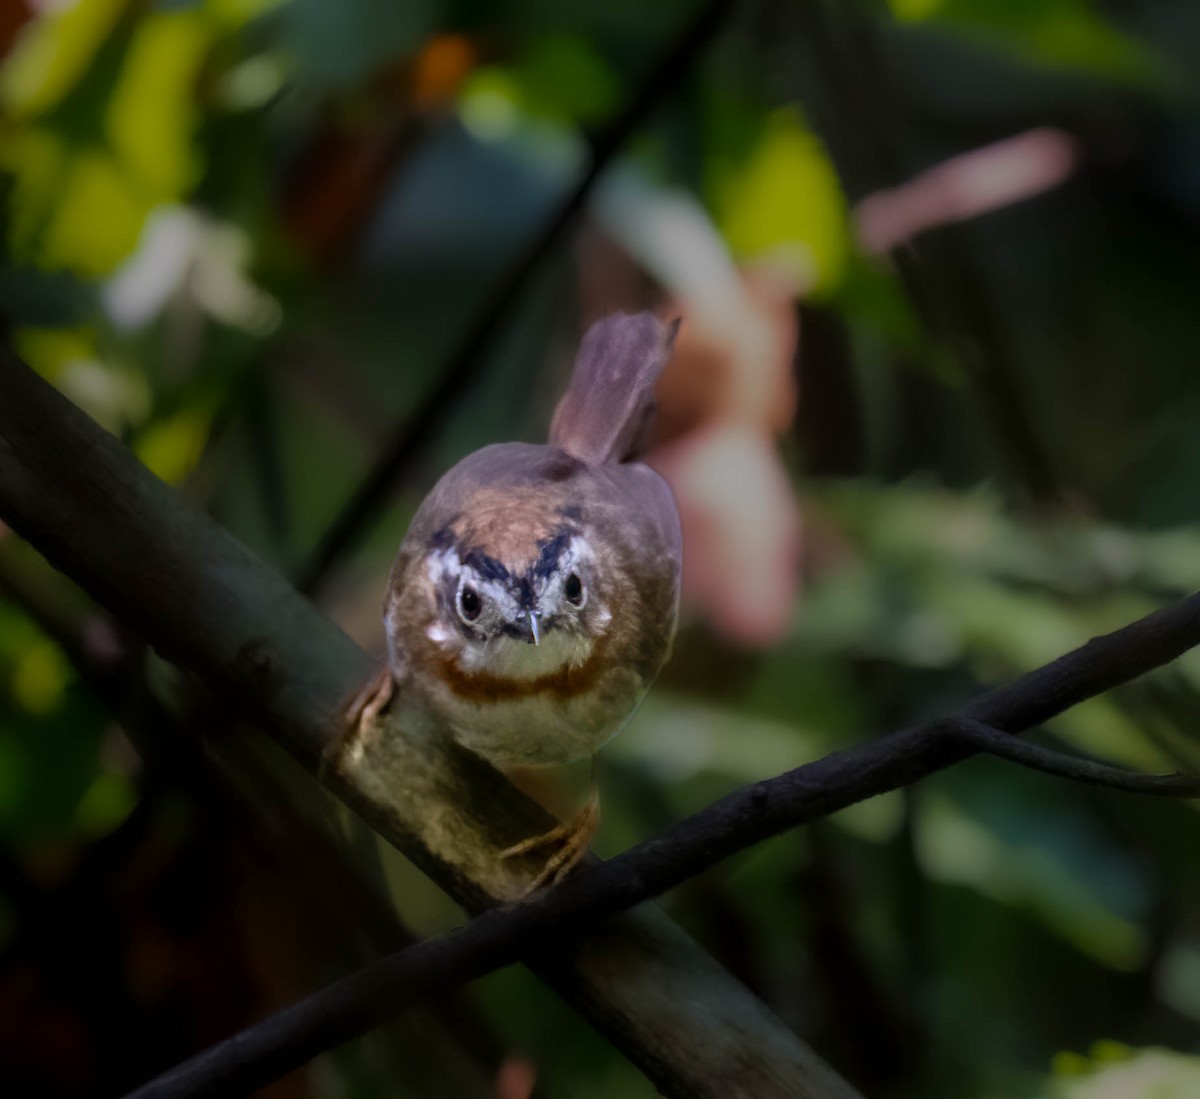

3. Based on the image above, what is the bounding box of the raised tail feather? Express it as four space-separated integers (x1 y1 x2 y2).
549 312 680 466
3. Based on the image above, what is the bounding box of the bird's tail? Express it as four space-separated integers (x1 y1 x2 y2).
548 312 680 466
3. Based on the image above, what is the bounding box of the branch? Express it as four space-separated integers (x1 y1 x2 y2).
0 345 857 1099
296 0 734 596
0 542 508 1088
943 717 1200 796
128 592 1200 1097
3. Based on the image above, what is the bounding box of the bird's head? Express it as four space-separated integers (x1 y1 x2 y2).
407 500 614 681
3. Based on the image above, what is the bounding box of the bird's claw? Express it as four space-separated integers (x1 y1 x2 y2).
501 799 599 896
320 665 395 780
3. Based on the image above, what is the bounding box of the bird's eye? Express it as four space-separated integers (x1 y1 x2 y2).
564 572 585 606
458 586 482 622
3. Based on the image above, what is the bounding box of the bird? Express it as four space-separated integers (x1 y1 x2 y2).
342 312 682 892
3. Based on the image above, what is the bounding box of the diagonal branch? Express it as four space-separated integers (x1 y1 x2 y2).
128 594 1200 1097
0 541 509 1088
0 343 858 1099
296 0 734 596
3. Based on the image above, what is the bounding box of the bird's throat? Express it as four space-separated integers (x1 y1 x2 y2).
457 630 592 681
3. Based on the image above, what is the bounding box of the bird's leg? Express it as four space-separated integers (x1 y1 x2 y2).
501 757 599 895
320 664 395 779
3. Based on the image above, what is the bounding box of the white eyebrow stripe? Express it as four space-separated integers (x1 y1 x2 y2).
426 546 461 584
561 535 595 573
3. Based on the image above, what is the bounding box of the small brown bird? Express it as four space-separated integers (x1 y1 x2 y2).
350 313 682 890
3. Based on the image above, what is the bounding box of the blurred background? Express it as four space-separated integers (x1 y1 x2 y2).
2 0 1200 1096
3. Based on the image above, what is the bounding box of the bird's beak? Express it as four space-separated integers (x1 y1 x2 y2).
511 608 541 645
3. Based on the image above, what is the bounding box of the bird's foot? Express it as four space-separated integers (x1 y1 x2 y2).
500 798 599 896
320 665 395 780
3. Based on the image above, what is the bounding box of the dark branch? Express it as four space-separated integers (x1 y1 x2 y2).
295 0 734 596
0 544 508 1084
127 590 1200 1097
1 332 858 1097
943 717 1200 796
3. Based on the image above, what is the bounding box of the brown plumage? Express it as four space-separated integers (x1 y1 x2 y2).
365 313 682 888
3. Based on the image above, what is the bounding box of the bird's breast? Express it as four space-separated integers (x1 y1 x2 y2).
416 639 646 767
434 628 607 703
448 687 639 766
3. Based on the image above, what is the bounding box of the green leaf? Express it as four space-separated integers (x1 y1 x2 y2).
708 108 849 295
1050 1046 1200 1098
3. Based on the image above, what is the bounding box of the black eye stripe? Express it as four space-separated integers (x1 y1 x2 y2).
533 532 574 580
462 551 508 583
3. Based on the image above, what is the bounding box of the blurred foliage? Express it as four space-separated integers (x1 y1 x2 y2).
2 0 1200 1097
885 0 1168 85
708 105 848 294
1049 1043 1200 1098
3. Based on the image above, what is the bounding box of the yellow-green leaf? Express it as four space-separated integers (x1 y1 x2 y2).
709 108 848 296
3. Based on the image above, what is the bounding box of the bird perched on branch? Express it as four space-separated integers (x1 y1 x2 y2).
340 313 682 892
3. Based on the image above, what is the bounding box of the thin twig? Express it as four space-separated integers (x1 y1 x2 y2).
296 0 735 596
126 590 1200 1097
942 717 1200 796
